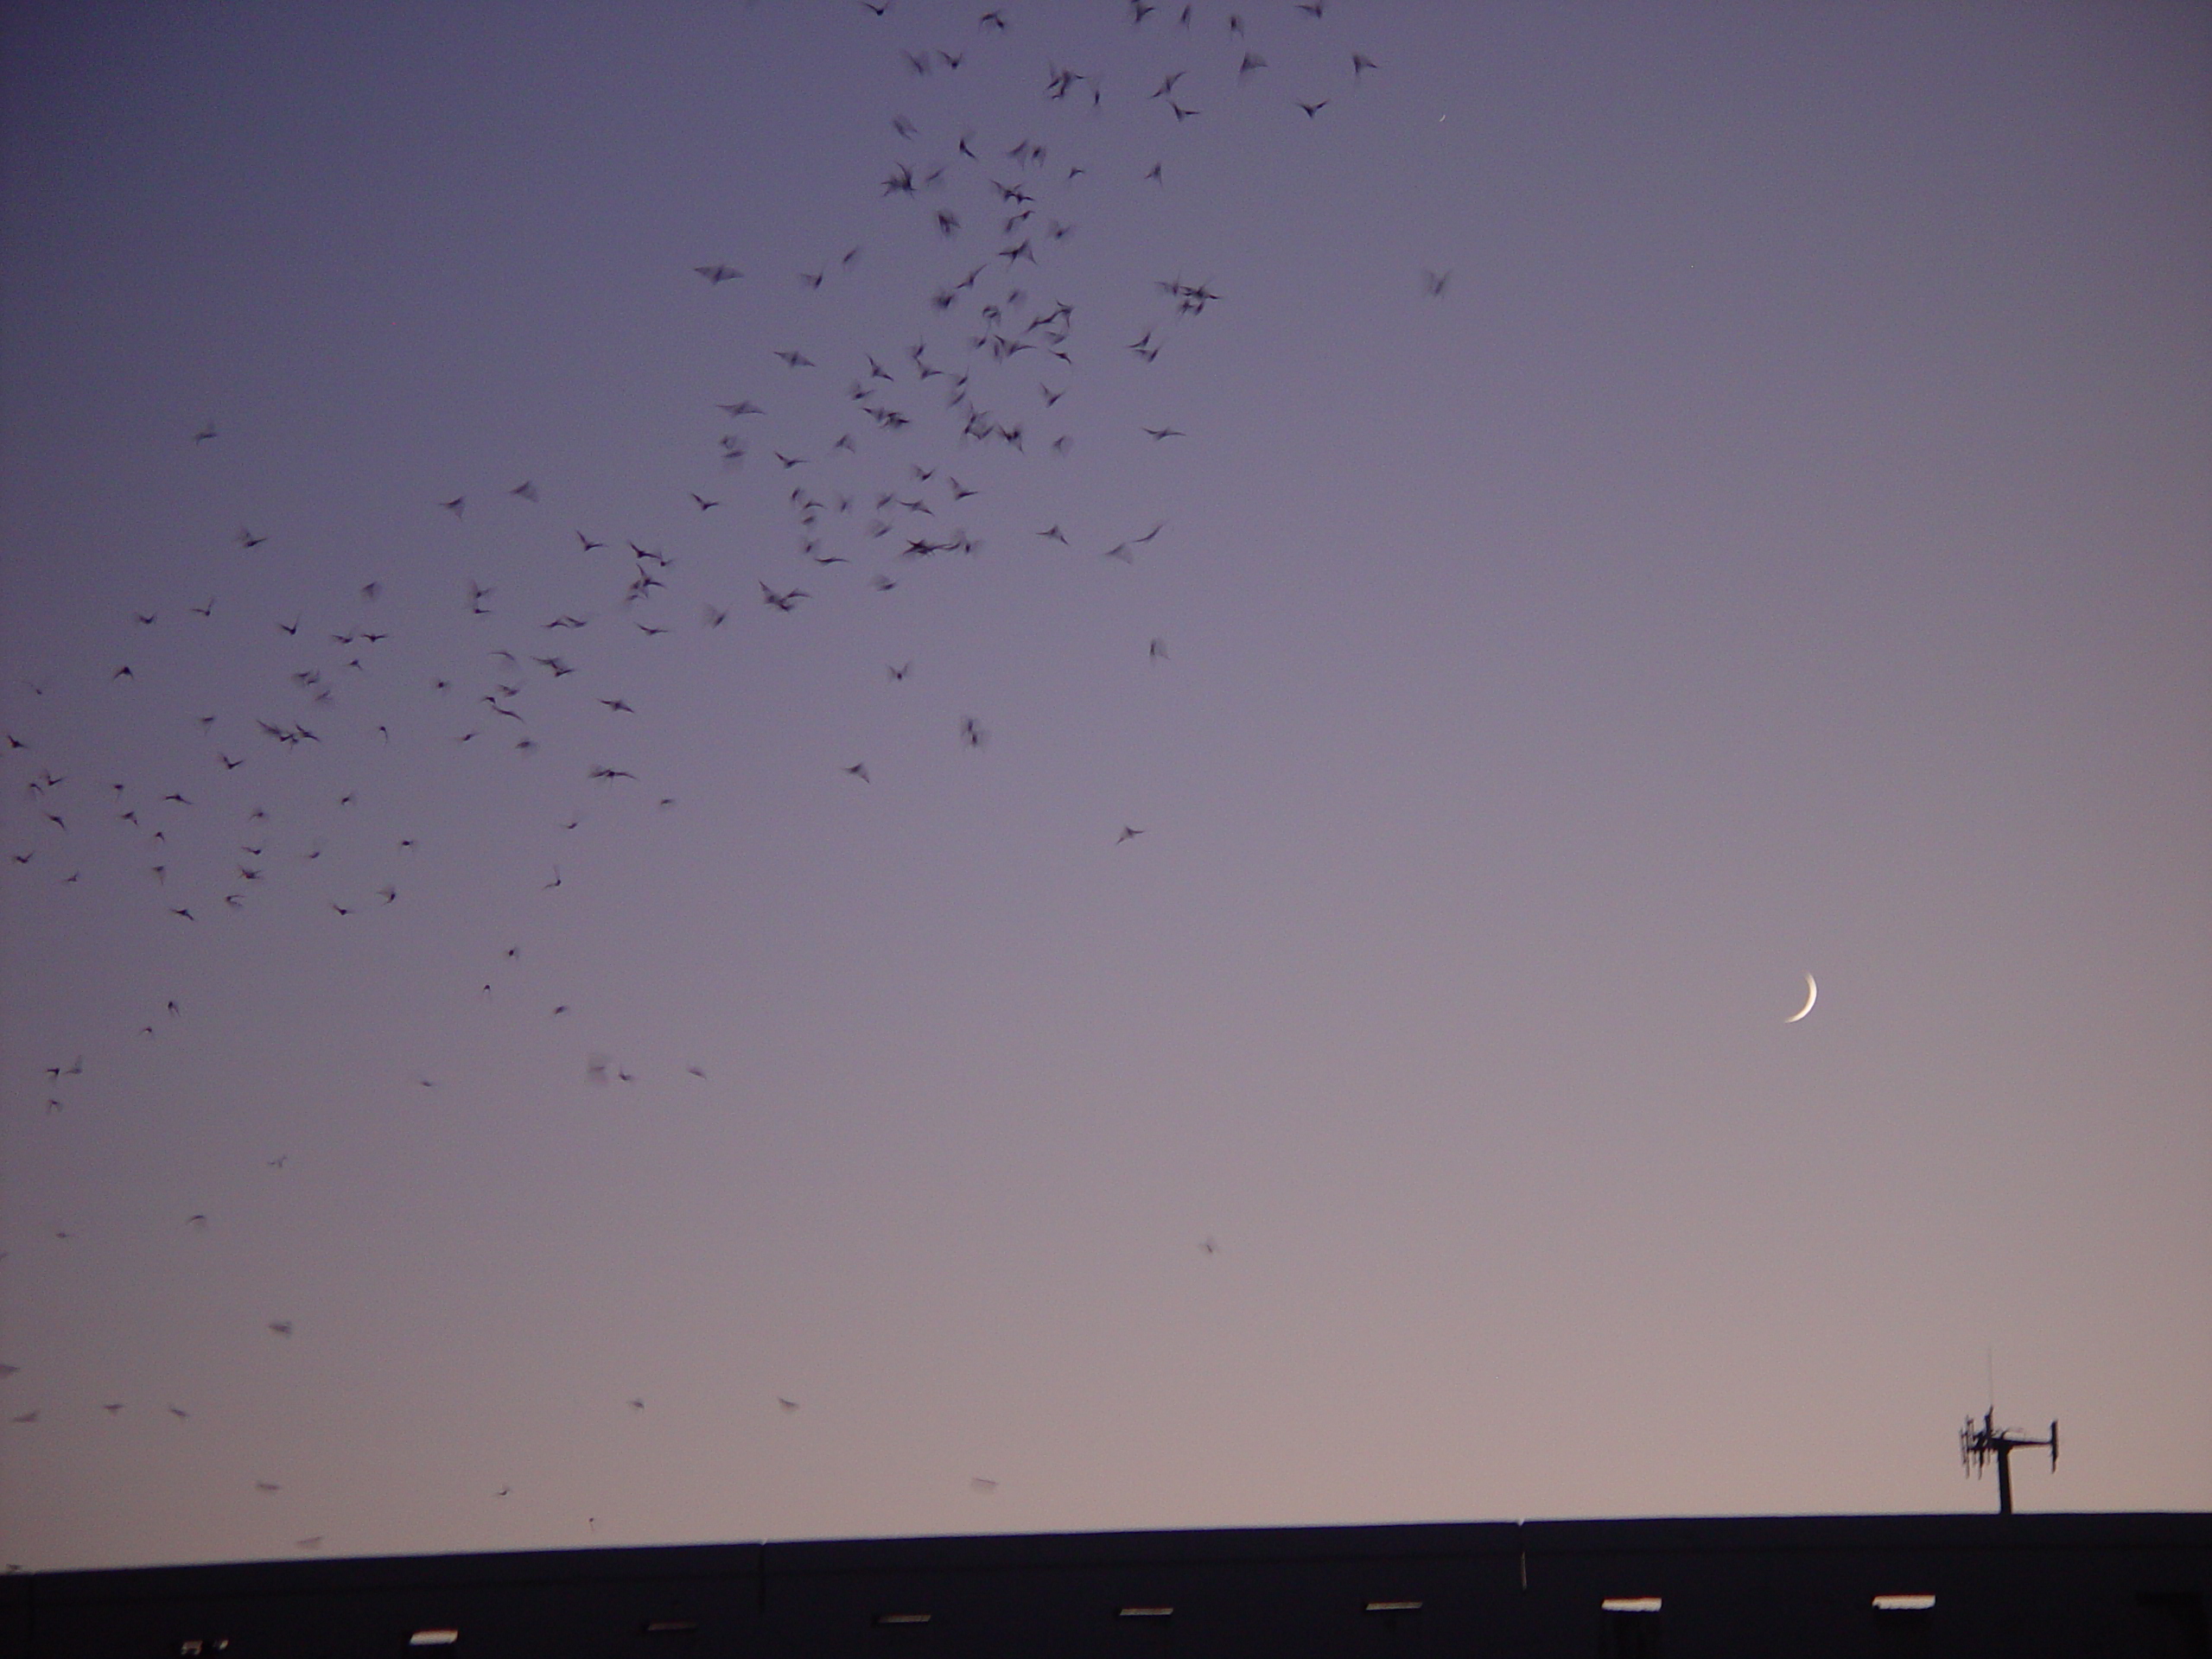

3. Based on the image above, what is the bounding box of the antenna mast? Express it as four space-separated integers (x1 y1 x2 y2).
1960 1405 2057 1516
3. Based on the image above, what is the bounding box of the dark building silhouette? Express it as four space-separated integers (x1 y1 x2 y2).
4 1512 2205 1657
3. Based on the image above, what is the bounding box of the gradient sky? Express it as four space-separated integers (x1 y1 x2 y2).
2 0 2206 1573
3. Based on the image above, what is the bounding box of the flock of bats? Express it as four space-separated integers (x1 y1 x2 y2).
2 0 1440 1561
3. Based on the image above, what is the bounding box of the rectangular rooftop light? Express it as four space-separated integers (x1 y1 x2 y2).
1364 1600 1423 1612
874 1612 931 1625
1601 1597 1662 1614
642 1619 701 1632
408 1634 461 1649
1873 1593 1936 1612
1118 1605 1174 1618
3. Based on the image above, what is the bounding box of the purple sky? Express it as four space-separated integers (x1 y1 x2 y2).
3 0 2207 1572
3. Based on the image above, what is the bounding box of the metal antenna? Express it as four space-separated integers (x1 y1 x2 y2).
1960 1397 2058 1516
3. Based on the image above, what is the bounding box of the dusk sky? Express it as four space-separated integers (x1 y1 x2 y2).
2 0 2206 1573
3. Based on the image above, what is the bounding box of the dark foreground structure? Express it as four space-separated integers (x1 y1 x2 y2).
4 1511 2206 1657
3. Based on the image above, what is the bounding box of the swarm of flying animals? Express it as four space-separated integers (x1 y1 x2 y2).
0 0 1418 1556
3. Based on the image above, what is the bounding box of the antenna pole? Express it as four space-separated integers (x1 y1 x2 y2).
1960 1404 2056 1516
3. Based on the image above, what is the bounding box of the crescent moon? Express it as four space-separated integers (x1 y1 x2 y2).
1784 974 1817 1023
